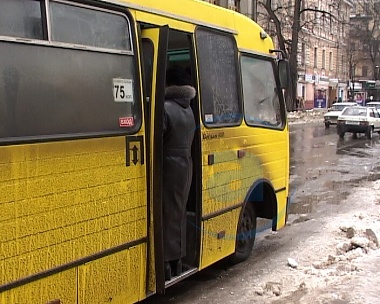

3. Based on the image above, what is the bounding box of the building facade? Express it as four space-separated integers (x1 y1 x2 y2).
204 0 354 109
348 1 380 102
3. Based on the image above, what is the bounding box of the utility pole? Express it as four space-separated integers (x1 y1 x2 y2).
350 64 356 101
376 65 379 100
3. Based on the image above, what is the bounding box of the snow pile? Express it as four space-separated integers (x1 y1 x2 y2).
251 180 380 303
287 109 327 124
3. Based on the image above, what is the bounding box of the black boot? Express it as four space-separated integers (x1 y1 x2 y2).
170 259 182 276
164 262 172 281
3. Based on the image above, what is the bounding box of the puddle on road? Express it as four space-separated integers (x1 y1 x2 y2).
289 124 380 216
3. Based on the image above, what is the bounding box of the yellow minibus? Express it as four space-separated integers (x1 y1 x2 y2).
0 0 289 303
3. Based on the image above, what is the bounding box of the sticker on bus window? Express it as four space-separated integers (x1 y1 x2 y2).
119 117 134 127
205 114 214 123
113 78 133 102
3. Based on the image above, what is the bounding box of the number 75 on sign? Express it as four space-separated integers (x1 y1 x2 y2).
113 78 134 103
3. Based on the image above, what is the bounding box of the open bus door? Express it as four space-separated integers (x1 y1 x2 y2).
141 25 169 295
141 25 201 294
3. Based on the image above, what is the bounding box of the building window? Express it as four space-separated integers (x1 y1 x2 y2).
322 50 326 69
228 0 240 11
301 0 305 21
362 66 368 77
329 51 332 71
301 43 306 65
314 47 318 68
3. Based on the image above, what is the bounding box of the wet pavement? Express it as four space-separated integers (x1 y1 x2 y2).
289 122 380 216
141 121 380 304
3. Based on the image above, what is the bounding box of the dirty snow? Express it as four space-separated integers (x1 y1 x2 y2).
245 180 380 304
287 109 326 125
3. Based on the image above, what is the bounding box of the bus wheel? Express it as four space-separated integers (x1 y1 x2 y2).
230 203 256 264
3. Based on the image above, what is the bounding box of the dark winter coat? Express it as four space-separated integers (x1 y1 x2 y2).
162 85 196 261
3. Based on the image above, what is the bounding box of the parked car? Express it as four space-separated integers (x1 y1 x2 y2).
324 102 356 128
366 101 380 110
337 106 380 139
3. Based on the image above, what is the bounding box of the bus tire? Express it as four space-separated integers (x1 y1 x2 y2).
230 203 256 264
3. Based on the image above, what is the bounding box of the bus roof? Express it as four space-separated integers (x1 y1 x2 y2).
112 0 275 55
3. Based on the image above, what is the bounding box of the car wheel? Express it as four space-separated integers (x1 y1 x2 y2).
366 127 373 139
339 132 345 139
229 203 256 264
325 122 330 128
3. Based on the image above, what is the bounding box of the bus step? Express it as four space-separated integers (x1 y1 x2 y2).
164 267 198 288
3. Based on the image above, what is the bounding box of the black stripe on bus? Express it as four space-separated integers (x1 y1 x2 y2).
0 237 147 293
275 187 286 193
202 202 243 221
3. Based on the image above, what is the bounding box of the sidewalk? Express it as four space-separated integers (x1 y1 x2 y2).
287 109 327 125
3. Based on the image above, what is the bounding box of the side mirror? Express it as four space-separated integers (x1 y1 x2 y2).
278 59 290 89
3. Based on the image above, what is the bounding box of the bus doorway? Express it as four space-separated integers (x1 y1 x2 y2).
140 25 201 293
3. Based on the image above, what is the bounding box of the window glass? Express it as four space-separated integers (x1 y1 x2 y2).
196 28 241 126
0 3 140 142
375 110 380 118
241 56 283 127
342 108 366 116
50 1 131 51
142 39 154 99
0 42 140 141
0 0 44 39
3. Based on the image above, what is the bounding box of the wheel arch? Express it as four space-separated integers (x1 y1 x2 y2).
243 178 278 232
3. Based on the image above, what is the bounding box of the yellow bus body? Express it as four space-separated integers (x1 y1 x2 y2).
0 0 289 303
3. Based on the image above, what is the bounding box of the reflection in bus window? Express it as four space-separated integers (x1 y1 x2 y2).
241 56 282 127
0 0 44 40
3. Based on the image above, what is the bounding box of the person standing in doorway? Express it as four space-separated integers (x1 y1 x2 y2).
162 65 196 281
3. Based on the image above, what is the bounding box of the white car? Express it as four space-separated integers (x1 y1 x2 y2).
366 101 380 110
324 102 357 128
337 106 380 139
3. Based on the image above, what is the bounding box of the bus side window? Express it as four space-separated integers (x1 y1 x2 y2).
0 0 45 40
50 2 131 51
142 39 154 99
240 55 284 128
195 28 241 126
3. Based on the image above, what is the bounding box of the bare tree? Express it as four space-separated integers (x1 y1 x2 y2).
257 0 342 111
350 0 380 78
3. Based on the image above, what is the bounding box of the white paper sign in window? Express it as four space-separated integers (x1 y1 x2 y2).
113 78 133 102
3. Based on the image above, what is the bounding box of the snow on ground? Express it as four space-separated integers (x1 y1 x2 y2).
247 180 380 304
287 109 326 125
